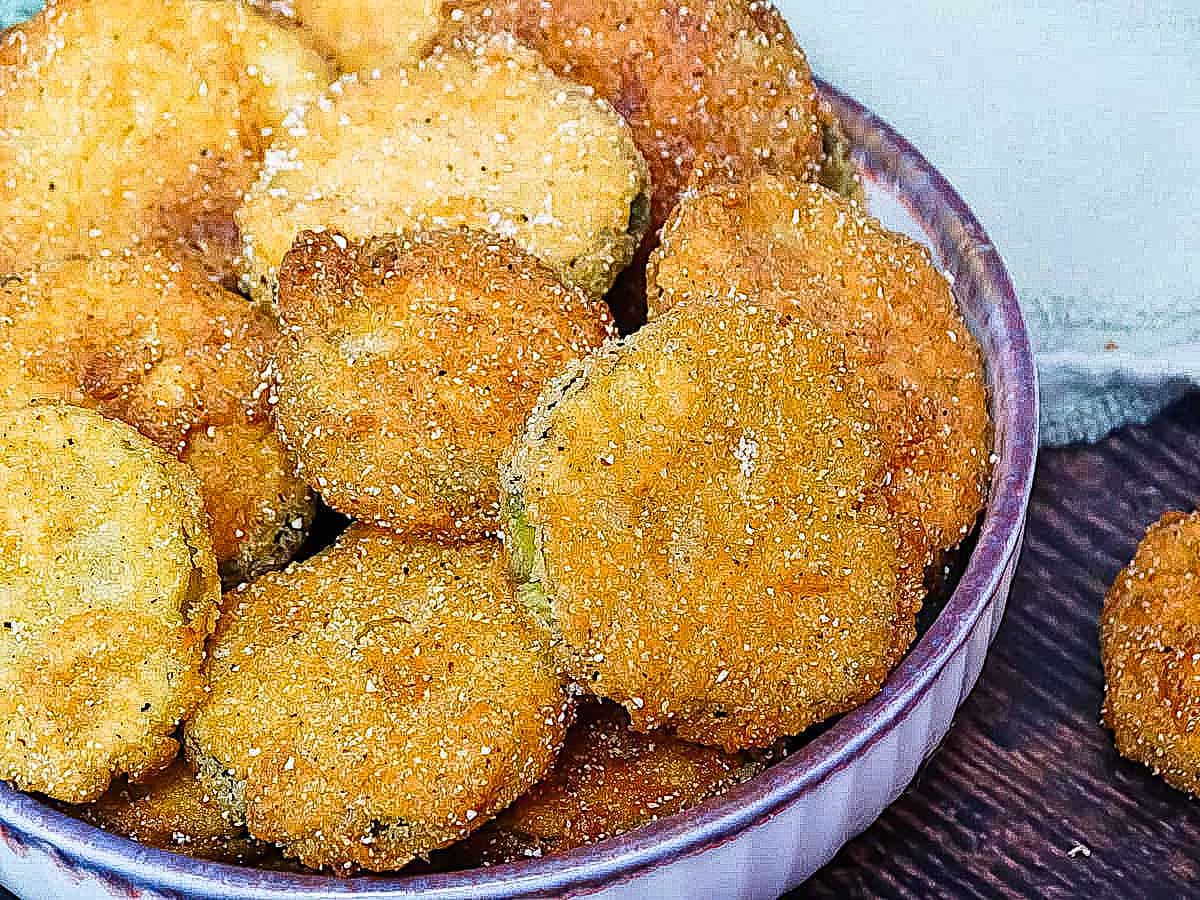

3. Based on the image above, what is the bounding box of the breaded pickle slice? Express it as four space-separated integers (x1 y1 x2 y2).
71 759 265 864
648 174 992 616
0 0 331 277
1102 510 1200 796
181 422 315 586
236 36 650 302
442 0 823 238
274 229 614 537
0 403 220 802
0 251 315 585
503 298 914 751
456 701 771 865
265 0 442 71
186 525 571 871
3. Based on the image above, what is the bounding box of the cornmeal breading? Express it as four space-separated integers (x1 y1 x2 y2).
0 0 331 277
236 36 650 302
274 229 614 537
0 403 220 803
1102 510 1200 796
503 298 914 750
0 251 314 584
186 526 571 871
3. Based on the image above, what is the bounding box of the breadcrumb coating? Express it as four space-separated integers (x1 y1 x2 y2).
186 526 571 871
259 0 443 71
0 0 332 278
0 251 315 584
442 0 825 332
274 229 614 537
1102 511 1200 796
648 174 991 616
455 701 770 865
0 403 220 803
181 422 315 585
71 759 265 864
442 0 822 236
236 35 649 303
503 298 914 750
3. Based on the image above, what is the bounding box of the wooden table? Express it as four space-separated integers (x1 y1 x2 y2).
6 396 1199 900
800 391 1200 898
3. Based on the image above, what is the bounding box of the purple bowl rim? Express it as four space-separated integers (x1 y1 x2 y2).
0 79 1039 899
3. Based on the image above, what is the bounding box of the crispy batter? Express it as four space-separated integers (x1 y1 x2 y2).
236 36 650 302
274 229 614 537
185 525 571 871
442 0 825 333
502 298 913 751
72 759 265 864
0 403 220 803
647 175 991 617
260 0 442 71
181 422 315 585
442 0 823 237
1102 511 1200 795
0 251 315 584
0 0 331 277
456 701 769 864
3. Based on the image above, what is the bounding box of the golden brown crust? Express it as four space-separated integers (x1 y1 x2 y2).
442 0 823 237
274 229 614 537
0 0 332 279
0 250 314 582
258 0 442 71
1102 510 1200 795
456 701 770 864
236 36 650 302
647 174 992 618
72 759 266 864
504 298 914 751
181 422 316 585
185 525 571 871
0 403 221 802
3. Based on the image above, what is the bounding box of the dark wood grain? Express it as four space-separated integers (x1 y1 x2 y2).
798 391 1200 900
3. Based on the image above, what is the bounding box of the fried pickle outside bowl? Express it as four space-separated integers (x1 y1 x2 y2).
0 86 1036 900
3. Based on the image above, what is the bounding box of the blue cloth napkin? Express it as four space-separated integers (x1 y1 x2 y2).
780 0 1200 445
0 0 36 28
3 0 1197 445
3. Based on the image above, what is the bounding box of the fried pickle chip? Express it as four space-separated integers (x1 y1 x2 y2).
442 0 826 332
648 175 991 616
274 229 614 537
181 422 315 585
0 403 220 803
236 36 650 302
1102 510 1200 795
502 298 913 751
185 525 571 871
0 0 331 277
455 701 770 865
0 251 315 585
72 759 265 864
260 0 443 71
442 0 823 238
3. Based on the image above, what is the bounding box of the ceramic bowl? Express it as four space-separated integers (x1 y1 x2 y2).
0 80 1038 900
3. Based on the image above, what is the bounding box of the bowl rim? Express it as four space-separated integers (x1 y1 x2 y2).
0 80 1039 900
